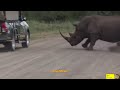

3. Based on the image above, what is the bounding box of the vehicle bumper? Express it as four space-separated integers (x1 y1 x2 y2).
0 33 12 43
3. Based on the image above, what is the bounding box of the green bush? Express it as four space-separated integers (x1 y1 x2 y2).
23 11 120 23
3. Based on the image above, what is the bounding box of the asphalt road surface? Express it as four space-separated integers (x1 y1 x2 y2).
0 36 120 79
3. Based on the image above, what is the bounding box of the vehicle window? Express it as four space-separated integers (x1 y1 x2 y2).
5 11 19 20
0 11 5 21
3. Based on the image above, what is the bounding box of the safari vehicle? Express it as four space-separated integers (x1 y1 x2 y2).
0 11 30 51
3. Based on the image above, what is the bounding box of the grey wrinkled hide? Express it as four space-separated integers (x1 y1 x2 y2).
60 15 120 50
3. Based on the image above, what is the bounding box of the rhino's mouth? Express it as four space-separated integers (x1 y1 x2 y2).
59 30 84 46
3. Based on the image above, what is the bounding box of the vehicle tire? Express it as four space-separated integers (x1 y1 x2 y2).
3 37 16 51
4 32 16 51
22 32 30 48
8 35 16 51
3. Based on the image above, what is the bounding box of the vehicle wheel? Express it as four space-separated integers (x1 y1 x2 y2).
4 33 16 51
9 35 16 51
22 32 30 48
3 38 16 51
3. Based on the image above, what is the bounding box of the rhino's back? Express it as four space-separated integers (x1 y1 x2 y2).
94 16 120 42
96 16 120 24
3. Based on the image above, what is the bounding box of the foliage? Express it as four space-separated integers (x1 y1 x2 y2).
23 11 120 22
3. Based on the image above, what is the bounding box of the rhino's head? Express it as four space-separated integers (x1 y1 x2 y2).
69 32 74 37
59 23 86 46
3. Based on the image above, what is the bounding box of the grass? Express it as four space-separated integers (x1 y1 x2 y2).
27 20 75 40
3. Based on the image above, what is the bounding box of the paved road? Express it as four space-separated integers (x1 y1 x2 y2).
0 36 120 79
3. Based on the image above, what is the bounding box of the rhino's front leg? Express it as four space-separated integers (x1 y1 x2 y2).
82 38 90 48
87 34 98 51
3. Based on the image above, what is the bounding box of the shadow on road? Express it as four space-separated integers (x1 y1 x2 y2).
0 47 23 53
62 46 120 54
64 47 86 51
109 46 120 53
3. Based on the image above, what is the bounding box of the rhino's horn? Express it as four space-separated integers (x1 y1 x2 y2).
59 30 70 42
69 33 73 37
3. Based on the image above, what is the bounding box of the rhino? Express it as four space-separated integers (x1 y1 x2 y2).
59 15 120 50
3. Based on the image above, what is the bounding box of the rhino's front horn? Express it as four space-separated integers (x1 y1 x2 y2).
59 30 70 42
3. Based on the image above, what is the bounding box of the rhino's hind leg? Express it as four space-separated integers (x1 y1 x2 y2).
117 42 120 46
82 39 90 48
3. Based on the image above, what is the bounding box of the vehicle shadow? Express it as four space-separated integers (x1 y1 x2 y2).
0 47 23 53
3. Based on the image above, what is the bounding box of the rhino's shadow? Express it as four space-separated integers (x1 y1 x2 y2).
108 46 120 53
63 46 120 53
64 47 86 51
